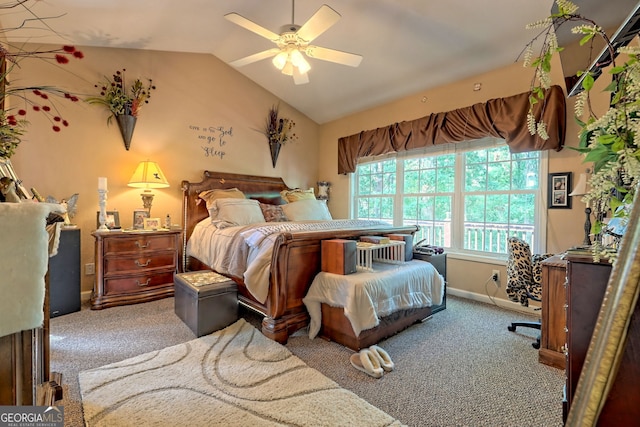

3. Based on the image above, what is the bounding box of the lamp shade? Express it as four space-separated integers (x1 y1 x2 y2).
128 161 169 189
569 173 588 197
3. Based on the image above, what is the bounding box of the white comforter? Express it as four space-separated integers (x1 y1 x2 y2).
303 260 444 338
186 218 392 304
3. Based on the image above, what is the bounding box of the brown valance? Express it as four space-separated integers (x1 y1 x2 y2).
338 85 566 174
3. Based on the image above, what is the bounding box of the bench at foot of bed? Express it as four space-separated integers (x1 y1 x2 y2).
319 304 433 351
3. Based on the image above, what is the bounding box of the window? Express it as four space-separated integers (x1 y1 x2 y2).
353 139 546 256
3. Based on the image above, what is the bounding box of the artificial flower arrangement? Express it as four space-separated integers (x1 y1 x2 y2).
523 0 640 263
87 69 156 124
0 43 83 158
264 104 298 145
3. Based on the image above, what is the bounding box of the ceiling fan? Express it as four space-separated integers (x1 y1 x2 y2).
224 1 363 85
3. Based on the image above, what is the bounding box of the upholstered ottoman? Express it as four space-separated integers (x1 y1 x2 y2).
174 271 238 337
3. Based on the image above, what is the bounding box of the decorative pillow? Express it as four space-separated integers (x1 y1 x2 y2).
280 199 332 221
259 203 289 222
199 188 246 217
209 198 265 228
280 188 315 203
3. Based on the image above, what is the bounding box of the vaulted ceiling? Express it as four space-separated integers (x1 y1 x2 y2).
1 0 616 124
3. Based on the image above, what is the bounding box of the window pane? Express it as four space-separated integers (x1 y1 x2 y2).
465 164 487 191
354 142 541 255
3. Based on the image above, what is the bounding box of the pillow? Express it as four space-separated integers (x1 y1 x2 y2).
280 199 332 221
199 188 246 217
259 203 289 222
280 188 315 203
210 198 265 228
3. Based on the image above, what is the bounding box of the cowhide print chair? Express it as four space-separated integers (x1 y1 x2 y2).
505 236 554 349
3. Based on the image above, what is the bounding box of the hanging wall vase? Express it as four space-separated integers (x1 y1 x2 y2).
269 141 281 168
115 114 137 151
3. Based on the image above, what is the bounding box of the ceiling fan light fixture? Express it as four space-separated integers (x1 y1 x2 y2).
290 49 311 74
272 51 288 70
281 61 294 76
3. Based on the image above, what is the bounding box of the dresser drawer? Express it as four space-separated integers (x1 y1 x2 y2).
104 271 175 295
104 234 177 254
104 251 176 276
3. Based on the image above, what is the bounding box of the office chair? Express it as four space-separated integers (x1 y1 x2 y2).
505 236 553 349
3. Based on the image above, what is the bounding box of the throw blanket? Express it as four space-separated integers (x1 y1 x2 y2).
187 219 391 303
303 260 444 338
0 203 62 337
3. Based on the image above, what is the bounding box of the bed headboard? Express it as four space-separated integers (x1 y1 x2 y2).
180 171 290 269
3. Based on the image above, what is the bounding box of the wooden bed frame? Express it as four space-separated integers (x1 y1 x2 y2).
181 171 419 344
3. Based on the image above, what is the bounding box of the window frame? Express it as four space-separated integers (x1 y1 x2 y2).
350 139 548 261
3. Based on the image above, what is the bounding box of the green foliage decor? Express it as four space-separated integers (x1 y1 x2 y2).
523 0 640 263
87 69 156 124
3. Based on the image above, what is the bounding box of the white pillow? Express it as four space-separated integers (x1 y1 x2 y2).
210 198 265 228
280 199 332 221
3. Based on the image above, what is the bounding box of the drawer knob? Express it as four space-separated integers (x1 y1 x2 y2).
135 241 150 249
135 259 152 267
136 278 151 287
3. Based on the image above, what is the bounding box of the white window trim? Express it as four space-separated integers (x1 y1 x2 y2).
349 140 549 261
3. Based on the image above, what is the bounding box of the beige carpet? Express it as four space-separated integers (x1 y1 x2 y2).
79 319 404 426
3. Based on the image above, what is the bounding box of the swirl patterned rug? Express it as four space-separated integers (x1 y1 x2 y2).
79 319 403 426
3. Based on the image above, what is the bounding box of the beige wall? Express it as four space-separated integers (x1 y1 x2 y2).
8 43 607 307
9 45 319 294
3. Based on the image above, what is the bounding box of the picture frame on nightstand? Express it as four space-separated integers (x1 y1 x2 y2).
143 217 161 230
133 209 149 229
96 210 120 229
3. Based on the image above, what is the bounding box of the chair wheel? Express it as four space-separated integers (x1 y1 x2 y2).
507 324 516 332
532 341 540 349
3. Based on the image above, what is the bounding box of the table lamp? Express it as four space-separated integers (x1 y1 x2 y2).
128 160 169 214
569 171 591 246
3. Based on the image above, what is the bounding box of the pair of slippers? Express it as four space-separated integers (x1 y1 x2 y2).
349 345 394 378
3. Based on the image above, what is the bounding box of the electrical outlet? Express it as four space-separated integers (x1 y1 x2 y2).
85 263 95 275
492 269 500 286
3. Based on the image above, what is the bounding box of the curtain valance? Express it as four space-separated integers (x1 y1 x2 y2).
338 85 566 174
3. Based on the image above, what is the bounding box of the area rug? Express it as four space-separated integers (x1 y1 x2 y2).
79 319 404 426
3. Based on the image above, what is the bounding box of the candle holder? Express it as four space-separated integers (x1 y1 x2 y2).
97 189 109 231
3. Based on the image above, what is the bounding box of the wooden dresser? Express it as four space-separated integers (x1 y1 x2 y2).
91 230 181 309
539 255 567 369
564 253 640 425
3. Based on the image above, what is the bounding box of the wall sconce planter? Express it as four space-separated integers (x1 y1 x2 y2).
116 114 137 151
86 68 155 151
263 104 297 168
269 141 281 168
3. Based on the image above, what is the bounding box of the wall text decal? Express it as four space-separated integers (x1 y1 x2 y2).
188 125 233 160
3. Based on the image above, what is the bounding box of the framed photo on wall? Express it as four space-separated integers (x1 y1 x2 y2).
548 172 572 209
133 209 149 229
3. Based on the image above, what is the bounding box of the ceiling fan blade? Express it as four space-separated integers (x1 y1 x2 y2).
229 48 281 67
224 12 280 41
296 5 341 43
293 68 310 85
305 45 363 67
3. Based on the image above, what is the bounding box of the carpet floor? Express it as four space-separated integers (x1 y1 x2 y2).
50 295 565 426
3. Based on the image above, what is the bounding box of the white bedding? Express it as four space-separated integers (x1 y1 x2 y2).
186 218 392 304
303 260 444 338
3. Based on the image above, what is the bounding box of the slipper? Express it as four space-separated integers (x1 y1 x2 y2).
369 345 395 371
350 349 384 378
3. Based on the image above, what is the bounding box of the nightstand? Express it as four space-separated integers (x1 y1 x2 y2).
91 229 181 309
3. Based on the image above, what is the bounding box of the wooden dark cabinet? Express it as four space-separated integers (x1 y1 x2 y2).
564 254 640 425
49 228 81 317
539 255 567 369
91 230 181 309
